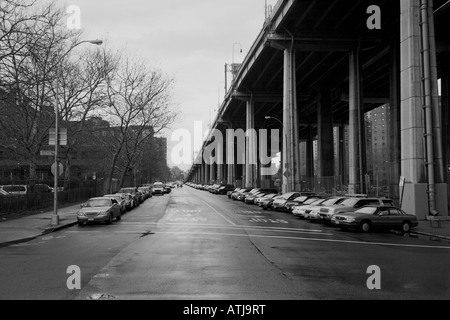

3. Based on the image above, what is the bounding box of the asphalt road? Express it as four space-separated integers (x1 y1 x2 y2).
1 186 450 300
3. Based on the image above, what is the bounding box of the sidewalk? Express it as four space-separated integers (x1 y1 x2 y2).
0 203 81 247
1 204 450 247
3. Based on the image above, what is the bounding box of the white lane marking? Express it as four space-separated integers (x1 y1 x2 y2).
161 224 331 235
92 221 325 233
152 231 450 250
11 241 45 247
199 200 236 226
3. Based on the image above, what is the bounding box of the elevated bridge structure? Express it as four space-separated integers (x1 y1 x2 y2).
186 0 450 219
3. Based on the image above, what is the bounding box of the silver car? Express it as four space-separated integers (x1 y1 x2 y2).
77 197 122 226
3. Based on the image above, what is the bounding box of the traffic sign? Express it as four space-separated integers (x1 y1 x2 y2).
49 128 68 146
283 170 292 179
51 162 64 177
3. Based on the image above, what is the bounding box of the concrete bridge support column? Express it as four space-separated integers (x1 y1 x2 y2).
227 162 234 186
318 89 335 178
400 0 448 218
388 40 401 200
259 129 272 189
305 126 314 179
335 125 346 187
201 163 205 185
442 52 450 201
205 163 210 185
282 47 300 193
210 160 216 184
246 99 257 188
348 48 366 195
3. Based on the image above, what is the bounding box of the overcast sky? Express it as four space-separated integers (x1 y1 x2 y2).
67 0 279 170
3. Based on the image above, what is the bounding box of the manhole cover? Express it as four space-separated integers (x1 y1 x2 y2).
86 293 117 300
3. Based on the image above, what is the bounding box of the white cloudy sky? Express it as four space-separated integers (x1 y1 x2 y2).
66 0 279 170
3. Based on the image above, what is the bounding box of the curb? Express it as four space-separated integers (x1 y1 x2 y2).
0 221 78 249
410 230 450 242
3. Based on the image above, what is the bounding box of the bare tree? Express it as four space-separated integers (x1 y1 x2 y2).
0 1 81 185
0 0 39 64
49 46 119 189
103 54 177 192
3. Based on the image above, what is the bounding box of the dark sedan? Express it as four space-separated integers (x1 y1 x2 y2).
331 205 418 233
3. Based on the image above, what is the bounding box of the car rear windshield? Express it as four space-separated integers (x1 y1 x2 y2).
86 199 111 207
339 198 360 207
355 207 378 215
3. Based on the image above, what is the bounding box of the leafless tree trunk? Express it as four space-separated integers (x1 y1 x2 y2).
103 54 177 192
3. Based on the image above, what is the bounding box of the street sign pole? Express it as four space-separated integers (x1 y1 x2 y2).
51 83 60 226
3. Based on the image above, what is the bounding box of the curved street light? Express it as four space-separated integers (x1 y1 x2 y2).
52 39 103 226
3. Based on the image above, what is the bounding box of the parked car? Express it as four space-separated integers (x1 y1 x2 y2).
208 184 221 193
284 196 322 213
254 193 278 206
244 192 267 204
331 205 418 233
0 185 28 195
237 190 255 201
152 182 165 196
318 197 395 223
231 188 252 200
292 198 328 218
104 194 128 214
260 195 284 210
115 192 133 211
228 188 242 199
118 187 141 207
138 187 152 199
163 184 172 194
271 192 303 211
283 195 321 212
213 184 235 195
293 197 348 219
77 197 122 225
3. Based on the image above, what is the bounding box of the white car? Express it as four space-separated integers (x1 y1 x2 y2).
152 182 165 196
0 185 28 195
292 199 327 218
318 197 395 222
293 197 348 219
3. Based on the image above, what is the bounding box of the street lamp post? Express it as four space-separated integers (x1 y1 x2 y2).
224 43 243 93
51 39 103 226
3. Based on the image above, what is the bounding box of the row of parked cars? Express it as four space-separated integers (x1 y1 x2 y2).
0 184 60 196
186 183 418 233
76 182 174 226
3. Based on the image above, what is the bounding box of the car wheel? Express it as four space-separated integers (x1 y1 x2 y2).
77 221 84 226
401 221 411 233
360 220 371 233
